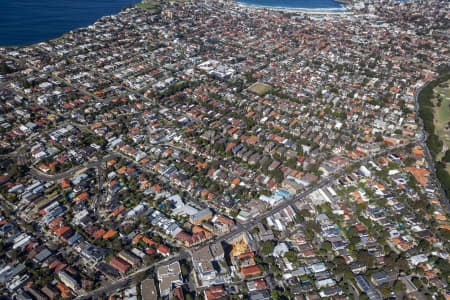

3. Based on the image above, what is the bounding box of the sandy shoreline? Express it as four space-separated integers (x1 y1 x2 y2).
236 2 354 15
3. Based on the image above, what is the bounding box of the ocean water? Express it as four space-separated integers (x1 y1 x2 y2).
0 0 138 46
0 0 346 46
237 0 348 12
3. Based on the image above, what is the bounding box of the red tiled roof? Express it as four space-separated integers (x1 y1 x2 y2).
109 257 131 273
241 265 261 277
157 244 170 255
204 286 226 300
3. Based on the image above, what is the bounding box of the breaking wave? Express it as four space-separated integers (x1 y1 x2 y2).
237 1 349 12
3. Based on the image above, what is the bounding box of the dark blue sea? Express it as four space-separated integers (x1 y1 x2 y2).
237 0 347 12
0 0 347 46
0 0 138 46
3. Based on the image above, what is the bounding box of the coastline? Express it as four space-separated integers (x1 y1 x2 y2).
0 0 353 48
0 0 138 48
235 0 353 15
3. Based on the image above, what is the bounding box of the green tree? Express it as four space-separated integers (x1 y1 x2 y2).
347 226 358 239
381 284 391 297
334 256 349 274
284 251 298 264
305 220 320 233
436 258 450 278
344 270 354 281
295 213 305 224
395 257 409 272
112 238 122 251
393 280 406 292
439 228 450 241
443 150 450 163
360 293 369 300
7 163 26 178
181 263 190 277
350 236 361 246
195 294 203 300
271 168 284 183
321 241 332 252
418 239 431 253
412 277 423 289
356 249 375 268
185 294 194 300
0 62 12 75
260 240 276 256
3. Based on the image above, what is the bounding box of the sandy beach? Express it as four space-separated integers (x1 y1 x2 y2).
237 2 353 15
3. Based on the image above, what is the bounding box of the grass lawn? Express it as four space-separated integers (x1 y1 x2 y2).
136 0 188 10
435 81 450 123
137 2 158 9
136 0 161 13
248 82 272 96
432 79 450 163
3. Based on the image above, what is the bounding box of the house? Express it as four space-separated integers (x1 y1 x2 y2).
24 286 47 300
204 285 226 300
58 270 79 291
33 248 52 263
241 265 261 277
157 244 170 257
247 279 266 292
319 286 342 298
118 250 141 267
310 262 327 273
41 285 60 300
268 160 281 171
249 290 271 300
173 286 184 300
291 283 313 294
109 256 131 274
409 254 428 267
203 286 227 300
315 278 335 289
350 262 367 274
212 215 234 233
371 271 389 286
355 275 382 300
189 208 213 225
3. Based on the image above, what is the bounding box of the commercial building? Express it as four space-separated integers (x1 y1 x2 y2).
157 261 183 297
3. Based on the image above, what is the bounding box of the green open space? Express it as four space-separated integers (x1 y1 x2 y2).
248 82 272 96
433 80 450 171
136 0 162 13
419 71 450 198
136 0 189 12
